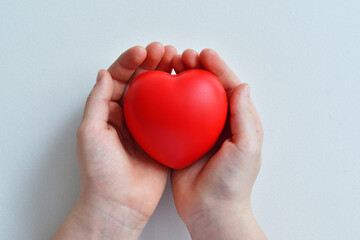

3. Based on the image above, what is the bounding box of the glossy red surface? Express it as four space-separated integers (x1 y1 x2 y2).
124 69 228 169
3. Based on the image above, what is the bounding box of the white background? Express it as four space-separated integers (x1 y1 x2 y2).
1 0 360 239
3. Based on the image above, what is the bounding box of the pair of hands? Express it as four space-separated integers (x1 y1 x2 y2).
53 42 266 240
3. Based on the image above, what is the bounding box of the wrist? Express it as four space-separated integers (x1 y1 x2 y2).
53 192 149 240
183 204 266 240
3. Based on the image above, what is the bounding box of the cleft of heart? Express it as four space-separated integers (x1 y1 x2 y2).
124 69 228 169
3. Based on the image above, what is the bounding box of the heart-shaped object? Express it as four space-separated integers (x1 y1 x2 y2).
124 69 228 169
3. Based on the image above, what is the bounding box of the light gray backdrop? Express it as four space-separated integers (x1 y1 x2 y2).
1 0 359 239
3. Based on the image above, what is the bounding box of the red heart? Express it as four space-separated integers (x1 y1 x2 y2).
124 69 228 169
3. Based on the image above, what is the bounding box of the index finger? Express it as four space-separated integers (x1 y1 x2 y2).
199 49 241 95
108 46 147 101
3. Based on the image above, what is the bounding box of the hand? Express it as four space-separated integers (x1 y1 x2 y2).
53 42 177 239
171 49 266 239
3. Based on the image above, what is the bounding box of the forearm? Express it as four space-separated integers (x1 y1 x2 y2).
185 207 266 240
53 195 148 240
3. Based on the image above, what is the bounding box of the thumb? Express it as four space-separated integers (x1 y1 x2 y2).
230 84 261 150
81 69 114 128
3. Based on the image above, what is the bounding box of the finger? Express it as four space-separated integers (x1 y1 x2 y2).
108 46 147 101
172 54 187 74
82 70 114 129
156 45 177 73
182 49 202 69
108 101 124 130
118 42 166 107
230 84 260 150
251 101 264 144
200 49 241 95
139 42 165 71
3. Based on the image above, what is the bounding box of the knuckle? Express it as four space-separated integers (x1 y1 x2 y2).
76 125 88 140
237 138 261 156
86 92 97 105
76 125 86 139
257 125 264 138
247 142 262 155
76 122 99 140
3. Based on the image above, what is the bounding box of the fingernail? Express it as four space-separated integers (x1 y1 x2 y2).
244 85 250 97
96 70 102 83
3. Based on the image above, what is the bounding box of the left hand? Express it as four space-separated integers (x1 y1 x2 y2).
170 49 266 239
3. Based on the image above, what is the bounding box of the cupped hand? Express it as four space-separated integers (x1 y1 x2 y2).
54 42 177 240
171 49 266 239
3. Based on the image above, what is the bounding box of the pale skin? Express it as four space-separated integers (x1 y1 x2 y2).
53 42 266 240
